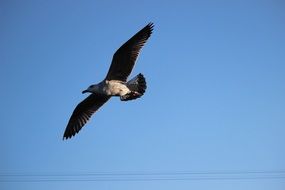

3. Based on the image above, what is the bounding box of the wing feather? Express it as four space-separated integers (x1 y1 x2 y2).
63 94 110 139
105 23 154 81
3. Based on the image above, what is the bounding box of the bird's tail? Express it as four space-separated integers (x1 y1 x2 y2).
121 73 147 101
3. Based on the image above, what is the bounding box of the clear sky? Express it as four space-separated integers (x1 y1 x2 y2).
1 0 285 189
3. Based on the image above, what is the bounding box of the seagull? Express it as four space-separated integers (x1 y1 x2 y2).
63 23 154 140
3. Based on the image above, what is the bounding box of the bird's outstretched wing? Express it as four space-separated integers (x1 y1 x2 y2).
63 94 110 140
105 23 154 81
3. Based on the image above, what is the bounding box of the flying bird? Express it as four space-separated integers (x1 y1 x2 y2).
63 23 154 140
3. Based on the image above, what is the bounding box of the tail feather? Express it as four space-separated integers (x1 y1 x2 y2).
127 73 147 94
121 73 147 101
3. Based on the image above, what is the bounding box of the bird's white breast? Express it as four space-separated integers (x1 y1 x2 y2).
103 80 130 96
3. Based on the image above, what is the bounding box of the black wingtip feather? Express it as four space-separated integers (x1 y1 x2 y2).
146 22 154 36
147 22 154 29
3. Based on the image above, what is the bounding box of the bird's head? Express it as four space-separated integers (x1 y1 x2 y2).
82 84 98 94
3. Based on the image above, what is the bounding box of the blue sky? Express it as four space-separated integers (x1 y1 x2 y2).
1 0 285 189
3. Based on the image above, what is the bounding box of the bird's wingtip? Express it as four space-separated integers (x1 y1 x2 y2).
148 22 154 29
63 133 72 140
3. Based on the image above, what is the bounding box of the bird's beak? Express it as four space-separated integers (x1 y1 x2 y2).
82 89 89 94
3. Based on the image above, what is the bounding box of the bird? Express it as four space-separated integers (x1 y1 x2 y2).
63 23 154 140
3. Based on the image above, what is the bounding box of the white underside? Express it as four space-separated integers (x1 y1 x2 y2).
102 80 131 96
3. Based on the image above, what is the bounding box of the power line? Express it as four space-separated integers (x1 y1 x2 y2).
2 176 285 183
1 170 285 182
1 170 285 176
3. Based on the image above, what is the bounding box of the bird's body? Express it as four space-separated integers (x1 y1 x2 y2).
63 23 153 139
83 73 146 100
86 80 130 97
104 80 129 96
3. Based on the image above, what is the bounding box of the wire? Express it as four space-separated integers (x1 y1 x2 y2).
1 170 285 182
2 176 285 183
1 170 285 176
